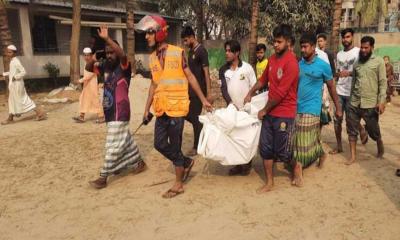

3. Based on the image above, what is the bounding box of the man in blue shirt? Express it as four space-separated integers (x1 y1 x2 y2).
291 33 342 187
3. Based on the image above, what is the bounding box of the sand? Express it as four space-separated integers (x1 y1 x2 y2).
0 76 400 240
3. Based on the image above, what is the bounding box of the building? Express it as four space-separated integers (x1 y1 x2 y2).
0 0 184 80
340 0 400 32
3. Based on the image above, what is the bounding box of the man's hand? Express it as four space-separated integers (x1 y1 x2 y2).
206 94 214 104
257 109 267 120
338 70 351 78
244 94 252 105
143 110 150 123
202 99 213 112
97 25 109 40
376 103 385 115
335 108 343 120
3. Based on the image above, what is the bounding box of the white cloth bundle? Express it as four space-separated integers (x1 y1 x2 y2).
197 92 268 165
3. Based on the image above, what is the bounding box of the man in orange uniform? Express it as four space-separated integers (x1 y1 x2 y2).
136 15 212 199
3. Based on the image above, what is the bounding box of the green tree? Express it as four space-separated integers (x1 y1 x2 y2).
355 0 388 27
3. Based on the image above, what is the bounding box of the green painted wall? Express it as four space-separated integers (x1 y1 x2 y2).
374 46 400 62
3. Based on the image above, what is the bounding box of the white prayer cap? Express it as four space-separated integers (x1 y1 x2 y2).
7 45 17 51
83 47 92 54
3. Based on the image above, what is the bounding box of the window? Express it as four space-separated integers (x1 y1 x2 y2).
31 16 58 54
384 17 390 32
341 9 346 22
348 9 354 22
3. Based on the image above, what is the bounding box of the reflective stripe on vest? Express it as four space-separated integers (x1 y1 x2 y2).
149 45 189 117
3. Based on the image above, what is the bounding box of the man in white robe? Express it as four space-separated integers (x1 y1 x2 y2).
1 45 46 125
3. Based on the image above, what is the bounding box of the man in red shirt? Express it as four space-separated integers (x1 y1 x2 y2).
244 24 299 193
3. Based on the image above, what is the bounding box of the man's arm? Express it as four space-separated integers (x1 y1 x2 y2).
199 47 212 101
13 59 26 80
203 66 212 101
184 67 212 111
98 25 128 66
326 80 342 119
219 66 232 105
243 65 268 104
143 80 156 121
377 58 387 114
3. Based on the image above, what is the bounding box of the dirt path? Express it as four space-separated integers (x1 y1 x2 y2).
0 78 399 240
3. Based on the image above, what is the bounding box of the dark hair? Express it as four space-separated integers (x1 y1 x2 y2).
256 43 266 52
300 32 317 46
181 25 195 38
273 24 293 40
361 36 375 47
317 33 327 41
224 40 241 53
340 28 354 38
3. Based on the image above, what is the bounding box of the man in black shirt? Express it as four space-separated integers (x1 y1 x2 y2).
181 26 212 156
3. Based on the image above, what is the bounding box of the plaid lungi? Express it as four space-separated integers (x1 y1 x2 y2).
292 114 324 168
100 121 142 177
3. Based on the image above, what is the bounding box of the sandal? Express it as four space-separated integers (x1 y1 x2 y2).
95 118 105 124
72 116 84 123
162 189 184 199
183 159 195 182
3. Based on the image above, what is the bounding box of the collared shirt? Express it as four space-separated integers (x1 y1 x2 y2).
188 43 209 98
259 51 299 118
350 54 387 108
219 60 257 109
298 55 333 116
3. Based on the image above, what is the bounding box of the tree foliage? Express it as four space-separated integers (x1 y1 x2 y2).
355 0 388 27
160 0 334 41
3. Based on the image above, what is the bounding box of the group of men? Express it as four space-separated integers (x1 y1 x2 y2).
1 14 394 197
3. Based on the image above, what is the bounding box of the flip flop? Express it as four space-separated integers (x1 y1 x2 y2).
95 118 105 124
72 116 84 123
162 189 184 199
183 159 195 182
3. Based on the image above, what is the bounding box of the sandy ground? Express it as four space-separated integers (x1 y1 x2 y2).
0 77 400 240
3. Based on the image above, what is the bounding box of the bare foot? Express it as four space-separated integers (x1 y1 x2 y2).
1 119 13 125
292 163 303 187
317 154 327 169
329 148 343 155
256 183 273 194
344 159 356 165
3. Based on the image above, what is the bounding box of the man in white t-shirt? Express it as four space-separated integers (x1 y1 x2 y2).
330 28 367 155
219 39 257 175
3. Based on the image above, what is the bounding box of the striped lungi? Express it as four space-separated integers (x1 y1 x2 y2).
292 114 324 168
100 121 142 177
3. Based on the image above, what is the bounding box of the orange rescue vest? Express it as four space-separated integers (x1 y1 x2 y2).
149 44 189 117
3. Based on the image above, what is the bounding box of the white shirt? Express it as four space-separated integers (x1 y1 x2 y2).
224 61 257 109
336 47 360 96
316 48 330 65
2 57 26 87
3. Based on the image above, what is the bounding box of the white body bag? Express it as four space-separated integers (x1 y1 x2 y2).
197 92 268 165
